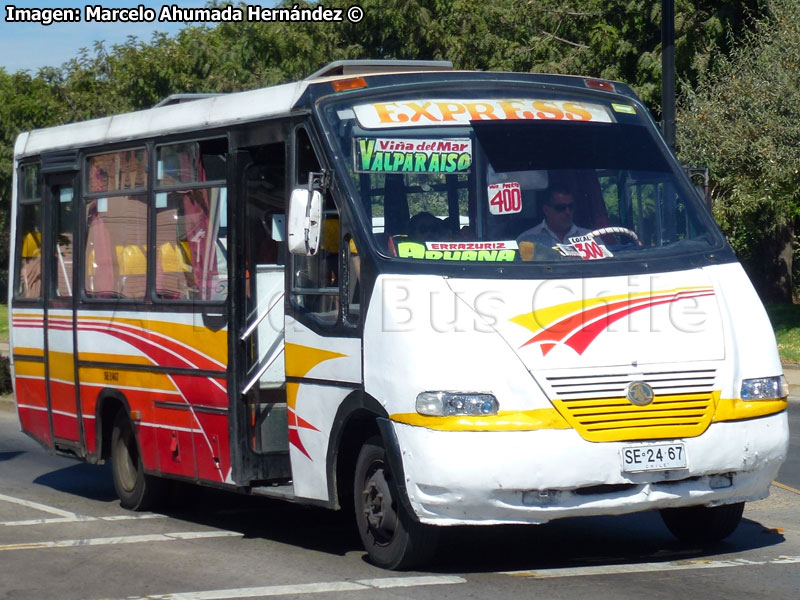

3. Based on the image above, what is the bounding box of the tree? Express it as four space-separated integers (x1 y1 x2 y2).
677 0 800 302
0 0 769 301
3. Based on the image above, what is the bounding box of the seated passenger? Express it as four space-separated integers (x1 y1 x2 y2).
408 211 447 241
517 188 589 245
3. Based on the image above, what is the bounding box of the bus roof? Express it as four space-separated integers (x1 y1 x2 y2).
14 80 308 159
14 61 638 160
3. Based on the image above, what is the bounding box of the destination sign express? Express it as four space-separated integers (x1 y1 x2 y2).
355 138 472 173
353 99 613 129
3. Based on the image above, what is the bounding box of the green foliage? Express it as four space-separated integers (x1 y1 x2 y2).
0 0 772 301
0 303 7 339
0 356 10 396
677 0 800 301
765 303 800 363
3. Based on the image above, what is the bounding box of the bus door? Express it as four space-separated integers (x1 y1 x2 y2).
43 171 81 448
230 140 292 484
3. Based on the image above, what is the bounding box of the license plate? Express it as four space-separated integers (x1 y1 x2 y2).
621 443 687 473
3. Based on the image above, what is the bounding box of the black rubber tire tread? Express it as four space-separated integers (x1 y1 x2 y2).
110 411 166 511
353 435 439 570
660 501 745 544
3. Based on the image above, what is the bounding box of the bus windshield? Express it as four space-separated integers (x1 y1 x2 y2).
323 92 720 265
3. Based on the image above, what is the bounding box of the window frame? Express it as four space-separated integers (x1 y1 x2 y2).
152 136 230 304
13 161 44 303
81 145 150 302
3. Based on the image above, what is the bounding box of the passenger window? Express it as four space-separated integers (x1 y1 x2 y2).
15 166 42 300
53 185 75 298
84 148 148 299
155 139 228 301
85 195 148 299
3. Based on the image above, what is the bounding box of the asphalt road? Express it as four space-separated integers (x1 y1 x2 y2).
777 398 800 490
1 399 799 600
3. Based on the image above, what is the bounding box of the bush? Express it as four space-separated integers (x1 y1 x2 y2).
0 356 12 395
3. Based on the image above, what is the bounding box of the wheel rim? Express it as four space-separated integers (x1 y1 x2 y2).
361 460 398 545
115 426 139 493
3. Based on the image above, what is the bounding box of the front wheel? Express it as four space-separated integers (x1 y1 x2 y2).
354 435 438 570
111 411 166 511
660 502 745 544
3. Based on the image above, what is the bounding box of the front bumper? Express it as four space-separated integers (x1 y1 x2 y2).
394 412 789 525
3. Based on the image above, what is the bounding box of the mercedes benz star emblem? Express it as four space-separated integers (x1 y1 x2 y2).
625 381 655 406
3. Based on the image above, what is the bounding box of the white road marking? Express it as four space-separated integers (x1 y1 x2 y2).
358 576 466 588
0 530 241 551
0 492 81 519
116 576 466 600
502 555 800 578
1 513 166 527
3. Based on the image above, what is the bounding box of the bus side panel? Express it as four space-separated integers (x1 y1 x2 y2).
11 309 50 448
170 372 230 483
75 310 229 483
283 319 362 502
48 348 79 441
193 409 230 483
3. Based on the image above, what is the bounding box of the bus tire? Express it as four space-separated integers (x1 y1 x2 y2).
111 411 166 511
660 501 745 544
354 435 438 570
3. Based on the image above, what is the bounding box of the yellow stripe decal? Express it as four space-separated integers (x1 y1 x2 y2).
76 315 228 365
12 347 44 358
712 397 788 422
390 409 571 432
47 351 75 382
13 361 45 377
284 343 346 379
284 343 347 410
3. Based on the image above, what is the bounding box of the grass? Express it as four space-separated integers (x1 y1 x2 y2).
765 304 800 365
0 303 7 340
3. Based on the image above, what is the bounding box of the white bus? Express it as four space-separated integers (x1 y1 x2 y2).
9 60 789 569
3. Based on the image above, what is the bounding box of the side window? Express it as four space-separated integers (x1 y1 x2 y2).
53 184 75 298
600 171 698 247
154 139 228 301
14 164 42 300
84 148 148 299
291 128 341 325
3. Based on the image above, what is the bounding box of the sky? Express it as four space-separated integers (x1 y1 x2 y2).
0 1 223 73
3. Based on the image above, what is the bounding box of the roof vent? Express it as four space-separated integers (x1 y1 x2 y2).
305 59 453 80
153 93 226 108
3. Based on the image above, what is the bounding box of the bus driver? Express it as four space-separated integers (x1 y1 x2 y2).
517 187 589 245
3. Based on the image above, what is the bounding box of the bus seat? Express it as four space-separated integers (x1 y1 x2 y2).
117 244 147 297
156 242 191 299
21 231 42 258
117 245 147 275
321 218 340 253
159 242 185 273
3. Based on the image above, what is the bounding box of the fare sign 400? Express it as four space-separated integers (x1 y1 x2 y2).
488 182 522 215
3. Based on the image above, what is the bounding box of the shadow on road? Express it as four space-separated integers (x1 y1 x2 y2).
428 513 785 573
0 451 26 462
27 461 788 571
33 462 117 503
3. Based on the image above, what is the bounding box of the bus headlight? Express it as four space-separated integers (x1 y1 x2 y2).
415 392 499 416
740 375 789 400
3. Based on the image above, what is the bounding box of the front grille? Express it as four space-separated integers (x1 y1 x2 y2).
545 369 717 442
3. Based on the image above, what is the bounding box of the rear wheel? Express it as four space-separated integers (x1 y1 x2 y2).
660 502 745 544
354 435 438 570
111 411 166 511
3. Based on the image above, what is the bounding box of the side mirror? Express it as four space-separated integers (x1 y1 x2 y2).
288 188 322 255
